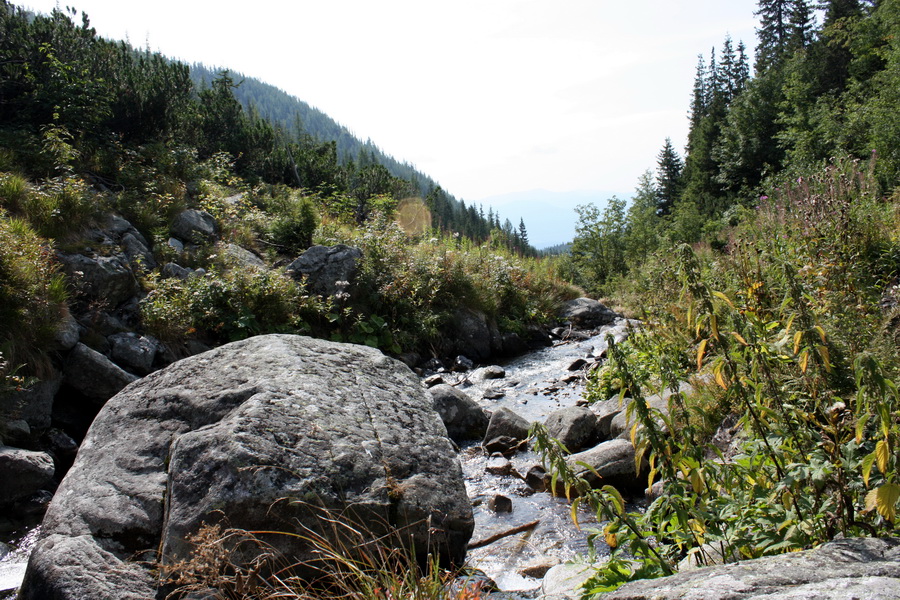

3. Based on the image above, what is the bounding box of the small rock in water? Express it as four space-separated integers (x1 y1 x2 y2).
474 365 506 380
454 355 475 371
519 556 562 579
423 374 444 387
488 494 513 513
562 373 581 384
483 436 522 456
524 465 550 492
567 358 589 371
422 358 445 372
482 387 505 400
485 456 512 476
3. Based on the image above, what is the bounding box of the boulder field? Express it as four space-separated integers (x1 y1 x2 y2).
18 334 474 600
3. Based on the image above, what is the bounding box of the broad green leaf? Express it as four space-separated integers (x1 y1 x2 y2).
862 451 876 487
603 485 625 516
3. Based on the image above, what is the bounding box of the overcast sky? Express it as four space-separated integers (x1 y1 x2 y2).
24 1 760 243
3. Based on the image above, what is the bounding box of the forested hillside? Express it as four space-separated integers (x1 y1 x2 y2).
0 0 568 392
190 63 532 248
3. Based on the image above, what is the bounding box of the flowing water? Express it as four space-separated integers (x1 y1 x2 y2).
447 320 633 592
0 320 632 597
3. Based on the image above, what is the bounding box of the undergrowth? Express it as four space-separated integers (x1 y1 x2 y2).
536 157 900 596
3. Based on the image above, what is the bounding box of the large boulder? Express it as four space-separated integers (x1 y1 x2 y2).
20 335 473 600
285 244 363 297
559 298 618 330
429 384 489 443
603 536 900 600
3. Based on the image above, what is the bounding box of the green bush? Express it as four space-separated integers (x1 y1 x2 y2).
0 210 68 375
141 266 321 344
268 194 318 255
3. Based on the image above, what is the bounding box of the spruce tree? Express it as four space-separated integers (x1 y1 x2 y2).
656 138 684 216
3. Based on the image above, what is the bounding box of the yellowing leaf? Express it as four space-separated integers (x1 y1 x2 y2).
711 314 720 341
714 362 728 389
867 483 900 522
604 523 618 548
697 339 709 371
712 290 734 308
817 345 832 372
799 350 809 374
877 439 890 475
856 413 870 445
793 330 804 355
814 325 827 344
731 332 748 346
690 468 705 495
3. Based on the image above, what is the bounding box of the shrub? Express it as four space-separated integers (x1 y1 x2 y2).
141 266 322 345
0 210 68 375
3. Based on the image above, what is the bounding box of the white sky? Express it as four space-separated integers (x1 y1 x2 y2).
24 0 759 206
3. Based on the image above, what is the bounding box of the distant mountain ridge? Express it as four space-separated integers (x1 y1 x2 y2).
192 65 449 202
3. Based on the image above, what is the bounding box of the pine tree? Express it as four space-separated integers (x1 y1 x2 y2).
518 218 529 249
656 138 684 216
688 55 708 131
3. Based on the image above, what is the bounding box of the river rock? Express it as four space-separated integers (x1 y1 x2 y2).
170 208 217 243
429 384 489 443
19 334 473 600
602 536 900 600
558 298 618 330
483 407 531 444
108 332 158 375
62 343 139 404
449 308 494 362
472 365 506 381
544 406 599 454
0 446 54 505
565 438 646 494
542 560 608 600
285 244 362 297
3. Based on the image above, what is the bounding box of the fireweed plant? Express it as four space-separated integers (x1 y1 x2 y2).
534 158 900 595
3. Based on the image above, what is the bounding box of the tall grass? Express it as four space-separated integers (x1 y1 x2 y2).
161 511 486 600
